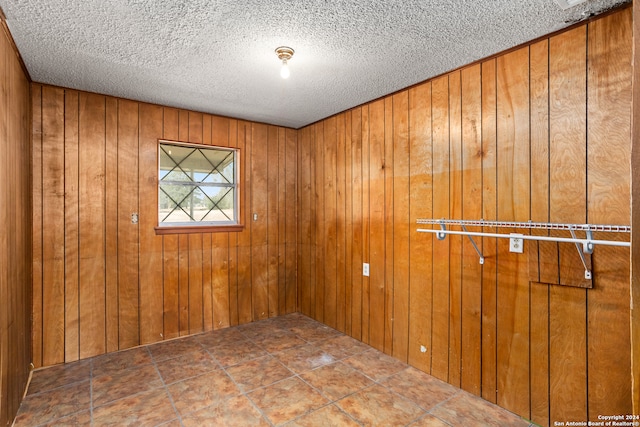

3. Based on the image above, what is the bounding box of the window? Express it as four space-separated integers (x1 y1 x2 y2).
155 140 243 234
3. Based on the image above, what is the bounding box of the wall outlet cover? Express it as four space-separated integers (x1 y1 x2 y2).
509 233 524 253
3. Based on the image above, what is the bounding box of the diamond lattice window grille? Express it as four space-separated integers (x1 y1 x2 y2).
158 141 238 226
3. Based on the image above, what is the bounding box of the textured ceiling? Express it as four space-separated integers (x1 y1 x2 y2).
1 0 629 128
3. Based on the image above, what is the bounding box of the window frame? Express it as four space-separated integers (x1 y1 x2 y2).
154 139 244 235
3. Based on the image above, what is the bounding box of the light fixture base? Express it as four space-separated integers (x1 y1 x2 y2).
275 46 294 61
554 0 588 9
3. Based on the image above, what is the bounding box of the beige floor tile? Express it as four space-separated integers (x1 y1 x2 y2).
269 313 319 330
274 343 336 374
249 329 307 353
26 360 91 395
155 347 219 384
409 414 452 426
237 320 288 340
248 377 329 425
168 369 241 415
206 338 268 367
300 362 373 401
287 322 342 342
40 410 92 427
157 420 182 427
147 336 203 362
226 355 294 392
337 384 425 426
380 366 459 410
92 346 153 377
316 334 371 360
92 363 163 407
14 380 91 426
196 327 247 348
285 404 361 427
342 348 409 381
430 391 531 427
181 395 270 427
93 388 177 426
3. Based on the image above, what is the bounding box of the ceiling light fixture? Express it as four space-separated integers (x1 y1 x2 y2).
554 0 588 10
275 46 294 79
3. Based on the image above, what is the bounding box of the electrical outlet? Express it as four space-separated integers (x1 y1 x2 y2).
509 233 524 253
363 263 370 277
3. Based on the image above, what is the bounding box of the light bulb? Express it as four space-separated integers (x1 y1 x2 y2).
280 60 290 79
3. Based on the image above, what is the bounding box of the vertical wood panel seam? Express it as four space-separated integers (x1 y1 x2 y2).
361 109 364 335
339 118 342 325
429 85 435 372
233 121 238 322
267 125 270 317
39 85 44 363
75 92 81 357
299 128 303 312
527 47 533 417
136 102 141 346
458 73 463 383
161 108 165 339
359 110 364 335
283 127 286 314
384 101 388 354
447 74 452 381
115 98 120 349
366 106 370 342
250 124 254 321
199 114 204 331
63 89 67 358
493 62 499 397
479 63 484 394
323 120 327 323
406 93 412 360
390 98 394 356
103 95 108 353
346 118 349 324
223 118 227 325
584 21 590 419
528 46 533 420
61 89 68 359
62 89 67 358
187 114 190 331
546 37 552 424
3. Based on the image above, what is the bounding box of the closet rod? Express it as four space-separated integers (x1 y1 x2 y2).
415 228 631 248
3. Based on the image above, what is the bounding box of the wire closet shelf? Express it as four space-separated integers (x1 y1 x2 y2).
416 219 631 233
416 219 631 279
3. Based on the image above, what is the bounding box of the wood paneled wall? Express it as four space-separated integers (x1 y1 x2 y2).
31 86 298 366
631 0 640 415
0 20 31 427
297 8 632 426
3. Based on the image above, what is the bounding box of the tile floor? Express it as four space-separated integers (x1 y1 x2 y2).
14 313 533 426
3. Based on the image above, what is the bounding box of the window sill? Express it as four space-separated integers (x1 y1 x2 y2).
154 224 245 235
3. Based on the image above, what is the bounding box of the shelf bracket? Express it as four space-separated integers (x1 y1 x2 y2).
583 230 594 254
437 222 447 240
462 225 484 264
569 228 592 280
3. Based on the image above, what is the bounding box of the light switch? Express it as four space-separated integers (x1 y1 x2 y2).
363 263 370 277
